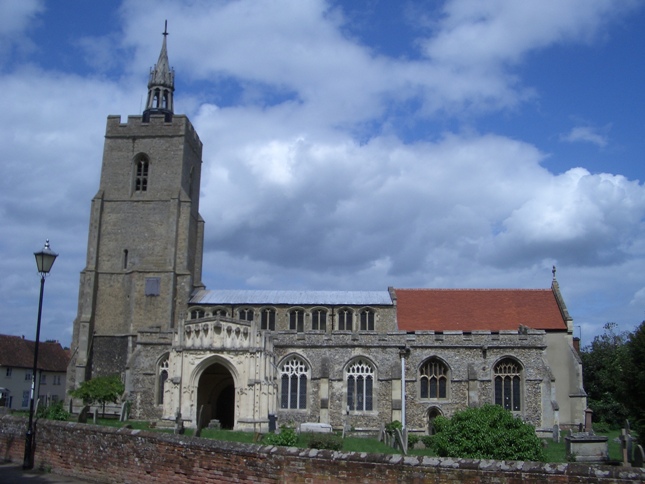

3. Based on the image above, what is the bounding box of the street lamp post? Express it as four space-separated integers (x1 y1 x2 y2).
23 240 58 470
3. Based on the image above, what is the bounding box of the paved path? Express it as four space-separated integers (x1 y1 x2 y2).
0 463 96 483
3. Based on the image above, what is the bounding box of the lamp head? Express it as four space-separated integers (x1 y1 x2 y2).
34 240 58 275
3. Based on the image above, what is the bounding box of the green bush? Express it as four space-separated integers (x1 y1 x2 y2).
421 435 434 448
37 401 70 421
408 434 420 447
307 432 343 451
592 421 611 433
432 404 544 461
264 426 297 447
385 420 402 435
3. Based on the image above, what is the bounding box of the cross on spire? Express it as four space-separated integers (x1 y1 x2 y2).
163 20 168 37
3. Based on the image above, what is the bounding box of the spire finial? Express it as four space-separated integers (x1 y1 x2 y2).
552 265 557 280
143 21 175 122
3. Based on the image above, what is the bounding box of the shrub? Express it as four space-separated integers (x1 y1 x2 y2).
408 434 420 447
37 401 70 421
432 404 544 461
385 420 402 435
421 435 434 449
264 426 297 447
307 432 343 451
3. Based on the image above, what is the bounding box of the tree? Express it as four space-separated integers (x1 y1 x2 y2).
69 375 124 417
621 320 645 439
430 404 544 461
580 322 630 428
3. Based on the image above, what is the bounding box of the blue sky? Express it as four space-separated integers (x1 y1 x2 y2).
1 0 644 347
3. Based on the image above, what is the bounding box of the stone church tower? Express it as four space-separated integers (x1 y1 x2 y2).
68 30 205 390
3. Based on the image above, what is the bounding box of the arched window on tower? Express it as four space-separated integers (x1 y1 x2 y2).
311 309 327 331
289 309 304 332
135 156 149 192
494 357 522 411
280 356 308 409
157 357 169 405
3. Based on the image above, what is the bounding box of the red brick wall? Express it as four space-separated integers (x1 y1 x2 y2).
1 416 643 483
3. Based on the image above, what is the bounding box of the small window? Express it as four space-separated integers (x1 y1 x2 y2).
337 308 353 331
360 309 375 331
53 375 61 385
239 308 254 321
22 391 29 408
311 309 327 331
5 367 11 378
261 308 276 331
289 310 304 332
40 374 47 385
25 372 32 381
145 277 160 296
135 157 149 192
190 309 205 319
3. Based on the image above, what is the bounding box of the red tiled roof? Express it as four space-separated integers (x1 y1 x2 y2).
0 334 70 372
394 289 567 332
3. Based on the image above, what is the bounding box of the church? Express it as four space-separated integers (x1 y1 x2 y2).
67 33 586 437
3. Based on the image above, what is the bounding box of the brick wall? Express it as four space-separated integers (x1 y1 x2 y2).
1 415 643 483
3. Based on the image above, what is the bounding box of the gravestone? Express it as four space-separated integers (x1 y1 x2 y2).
119 402 129 422
174 410 185 435
299 422 332 433
78 405 90 423
552 424 560 443
634 445 644 468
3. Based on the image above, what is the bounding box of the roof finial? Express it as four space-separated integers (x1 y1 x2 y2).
552 265 557 280
163 20 168 37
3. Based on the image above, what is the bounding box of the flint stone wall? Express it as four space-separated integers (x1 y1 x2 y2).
1 416 643 484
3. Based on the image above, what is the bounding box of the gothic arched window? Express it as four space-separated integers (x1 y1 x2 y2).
337 308 353 331
494 357 522 411
238 308 254 321
419 358 449 399
311 309 327 331
280 356 308 409
261 308 275 330
359 309 375 331
157 357 169 405
289 309 304 332
135 156 149 192
347 359 374 411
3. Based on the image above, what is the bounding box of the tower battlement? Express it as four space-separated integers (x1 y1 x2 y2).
105 114 202 148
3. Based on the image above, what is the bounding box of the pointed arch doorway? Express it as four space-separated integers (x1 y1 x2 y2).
197 362 235 429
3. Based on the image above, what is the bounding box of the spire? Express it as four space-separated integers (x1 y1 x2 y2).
143 21 175 122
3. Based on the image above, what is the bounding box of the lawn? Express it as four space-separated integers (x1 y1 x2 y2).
68 418 631 463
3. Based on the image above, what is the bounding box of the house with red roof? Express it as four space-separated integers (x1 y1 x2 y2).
0 335 69 410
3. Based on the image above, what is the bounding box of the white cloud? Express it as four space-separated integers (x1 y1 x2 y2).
0 0 44 62
561 126 609 147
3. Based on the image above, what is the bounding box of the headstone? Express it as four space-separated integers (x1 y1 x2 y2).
299 422 332 433
584 408 593 433
119 401 129 422
78 405 90 423
620 424 634 467
394 428 407 455
634 445 644 468
195 405 206 437
93 407 98 424
174 410 185 435
33 398 41 418
553 424 560 443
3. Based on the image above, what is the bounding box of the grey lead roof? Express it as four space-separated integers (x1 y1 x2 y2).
190 289 393 306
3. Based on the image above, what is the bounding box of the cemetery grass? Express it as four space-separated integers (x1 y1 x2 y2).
88 420 625 463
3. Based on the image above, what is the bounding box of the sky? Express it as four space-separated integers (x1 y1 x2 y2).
1 0 644 349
